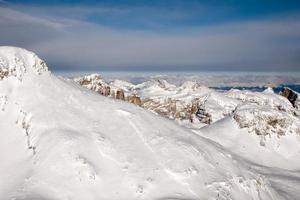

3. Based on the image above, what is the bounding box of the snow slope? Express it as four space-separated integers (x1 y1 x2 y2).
0 47 285 199
198 116 300 199
74 75 300 130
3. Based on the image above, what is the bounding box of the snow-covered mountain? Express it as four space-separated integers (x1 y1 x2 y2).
75 74 300 131
74 69 300 199
1 47 300 199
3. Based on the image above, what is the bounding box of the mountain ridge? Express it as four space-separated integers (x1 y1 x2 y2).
0 46 286 199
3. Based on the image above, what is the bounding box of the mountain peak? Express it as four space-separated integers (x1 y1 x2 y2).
0 46 48 81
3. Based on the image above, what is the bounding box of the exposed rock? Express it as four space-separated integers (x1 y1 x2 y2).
0 47 48 81
185 102 196 122
195 106 212 124
190 101 199 114
233 104 300 137
97 86 111 96
141 98 178 119
116 89 125 100
75 74 109 96
127 95 142 106
74 74 300 137
0 69 9 80
75 76 225 125
280 87 298 108
78 79 92 86
103 86 111 96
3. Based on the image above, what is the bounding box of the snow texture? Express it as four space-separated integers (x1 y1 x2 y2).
0 47 299 200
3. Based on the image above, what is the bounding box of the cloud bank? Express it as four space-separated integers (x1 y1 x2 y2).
0 4 300 71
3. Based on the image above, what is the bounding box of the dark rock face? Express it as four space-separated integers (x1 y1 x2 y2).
195 106 212 124
0 70 9 80
116 90 125 100
281 87 298 107
98 86 111 96
78 79 91 86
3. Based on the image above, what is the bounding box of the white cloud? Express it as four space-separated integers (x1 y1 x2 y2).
0 6 300 71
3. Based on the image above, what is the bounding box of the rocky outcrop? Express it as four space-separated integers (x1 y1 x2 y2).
115 90 125 100
233 104 300 140
97 86 110 96
75 75 140 104
0 47 48 81
0 69 8 80
75 74 112 97
195 106 212 124
127 95 142 106
280 87 299 108
142 98 178 119
75 76 233 126
75 74 300 138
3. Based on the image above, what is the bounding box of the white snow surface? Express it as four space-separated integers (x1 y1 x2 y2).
0 47 299 200
198 117 300 199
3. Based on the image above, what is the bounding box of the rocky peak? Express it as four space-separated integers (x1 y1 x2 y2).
233 104 300 143
0 46 48 81
280 87 299 108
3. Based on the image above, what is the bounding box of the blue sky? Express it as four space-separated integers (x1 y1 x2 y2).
1 0 300 71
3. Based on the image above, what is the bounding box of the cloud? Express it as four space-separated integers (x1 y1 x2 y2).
0 5 300 71
0 7 66 46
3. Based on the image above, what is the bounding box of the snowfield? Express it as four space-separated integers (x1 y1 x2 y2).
0 46 300 200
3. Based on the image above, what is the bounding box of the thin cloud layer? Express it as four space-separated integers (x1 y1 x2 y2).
0 3 300 71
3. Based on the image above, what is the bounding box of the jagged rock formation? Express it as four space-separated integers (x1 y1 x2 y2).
75 76 213 125
233 104 300 138
0 69 8 80
127 95 142 106
280 87 299 108
75 74 300 140
195 106 212 124
0 47 48 81
75 74 111 96
115 89 125 100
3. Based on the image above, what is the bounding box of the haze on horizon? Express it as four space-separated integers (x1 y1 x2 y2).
0 0 300 72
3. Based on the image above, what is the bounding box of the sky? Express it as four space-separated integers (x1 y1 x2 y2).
0 0 300 72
